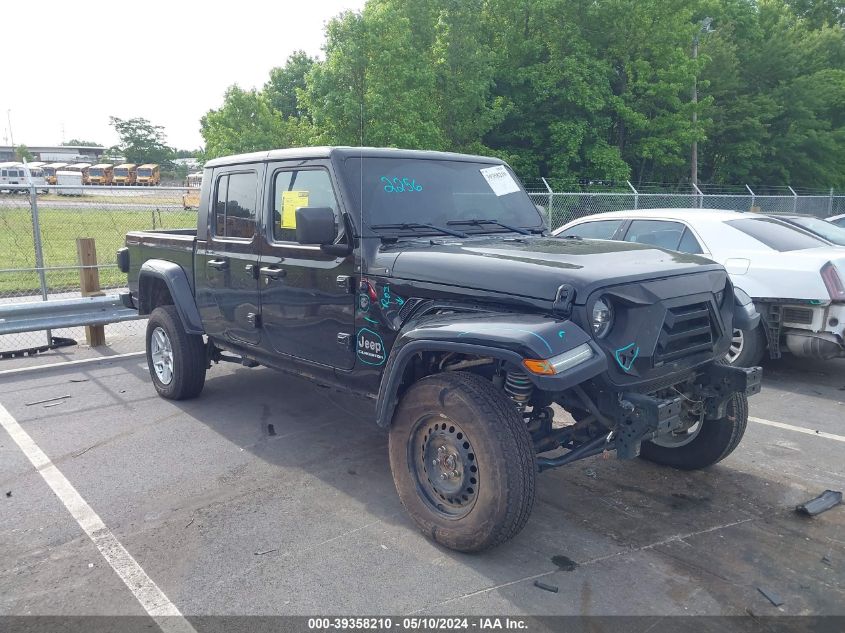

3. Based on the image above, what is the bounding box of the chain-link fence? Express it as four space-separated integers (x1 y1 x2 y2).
0 183 198 354
524 183 845 232
2 175 844 357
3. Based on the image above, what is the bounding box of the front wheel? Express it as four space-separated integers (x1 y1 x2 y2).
388 372 536 552
725 326 766 367
145 305 207 400
639 393 748 470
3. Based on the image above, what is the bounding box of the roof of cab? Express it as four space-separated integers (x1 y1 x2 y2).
203 146 507 169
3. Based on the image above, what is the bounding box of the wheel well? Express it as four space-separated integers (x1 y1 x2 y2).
139 276 173 315
394 351 499 404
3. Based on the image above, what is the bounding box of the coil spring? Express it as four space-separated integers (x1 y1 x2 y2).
504 370 534 408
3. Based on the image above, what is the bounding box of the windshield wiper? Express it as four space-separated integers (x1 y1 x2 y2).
369 222 468 238
446 218 532 235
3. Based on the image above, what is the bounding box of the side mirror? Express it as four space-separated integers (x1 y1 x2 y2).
295 207 337 245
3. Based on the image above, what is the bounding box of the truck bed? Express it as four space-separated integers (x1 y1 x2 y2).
125 229 197 294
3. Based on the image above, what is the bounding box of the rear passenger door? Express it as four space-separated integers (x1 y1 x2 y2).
622 219 705 254
196 167 264 346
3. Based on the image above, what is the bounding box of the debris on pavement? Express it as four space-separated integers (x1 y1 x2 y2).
69 378 88 383
551 555 578 571
583 468 597 479
254 548 278 556
267 423 276 436
534 580 559 593
5 491 11 498
185 518 195 528
25 394 71 406
72 445 96 458
757 586 784 607
795 490 842 516
43 401 65 408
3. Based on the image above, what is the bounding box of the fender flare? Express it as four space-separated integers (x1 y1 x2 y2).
373 314 606 428
138 259 204 335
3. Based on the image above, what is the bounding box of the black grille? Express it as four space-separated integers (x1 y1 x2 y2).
782 307 813 325
655 300 716 364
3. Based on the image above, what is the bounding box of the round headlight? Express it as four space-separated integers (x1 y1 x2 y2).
591 298 614 338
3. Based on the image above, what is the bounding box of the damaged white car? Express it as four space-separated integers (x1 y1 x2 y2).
554 209 845 366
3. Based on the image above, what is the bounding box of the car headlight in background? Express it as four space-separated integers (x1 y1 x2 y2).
591 297 614 338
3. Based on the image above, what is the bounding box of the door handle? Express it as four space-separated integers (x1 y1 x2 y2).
260 266 286 280
207 259 229 270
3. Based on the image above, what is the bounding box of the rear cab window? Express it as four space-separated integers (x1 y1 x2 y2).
557 219 624 239
214 171 259 240
726 217 827 251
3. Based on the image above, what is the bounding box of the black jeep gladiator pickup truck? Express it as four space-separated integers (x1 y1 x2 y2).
118 147 761 552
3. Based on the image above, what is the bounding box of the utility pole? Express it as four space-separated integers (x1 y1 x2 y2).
6 109 14 148
691 18 713 187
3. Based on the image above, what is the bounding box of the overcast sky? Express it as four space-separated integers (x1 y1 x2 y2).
2 0 365 151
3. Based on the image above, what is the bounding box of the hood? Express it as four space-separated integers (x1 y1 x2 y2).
386 236 722 303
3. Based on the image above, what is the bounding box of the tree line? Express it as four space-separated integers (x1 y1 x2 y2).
200 0 845 188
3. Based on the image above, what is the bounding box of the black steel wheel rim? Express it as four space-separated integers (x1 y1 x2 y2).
410 415 479 519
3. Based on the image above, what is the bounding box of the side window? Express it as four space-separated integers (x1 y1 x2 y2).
272 168 339 243
677 228 704 254
624 220 686 251
213 171 258 239
558 219 624 239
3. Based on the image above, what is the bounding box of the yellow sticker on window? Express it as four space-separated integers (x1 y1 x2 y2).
281 190 309 229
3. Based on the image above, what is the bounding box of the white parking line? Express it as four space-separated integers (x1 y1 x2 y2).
749 416 845 443
0 403 195 633
0 351 145 377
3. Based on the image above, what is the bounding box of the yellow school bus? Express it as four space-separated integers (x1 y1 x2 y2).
88 164 114 185
113 163 137 185
136 164 161 186
43 163 68 185
64 163 93 185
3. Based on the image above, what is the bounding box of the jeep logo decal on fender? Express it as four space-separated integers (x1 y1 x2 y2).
356 328 386 366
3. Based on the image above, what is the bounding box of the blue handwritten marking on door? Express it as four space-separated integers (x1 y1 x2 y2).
364 316 379 325
394 295 405 306
380 176 423 193
614 343 640 372
381 285 391 309
558 330 566 339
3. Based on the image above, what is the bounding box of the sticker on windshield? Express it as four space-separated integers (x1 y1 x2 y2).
480 165 520 197
281 190 308 229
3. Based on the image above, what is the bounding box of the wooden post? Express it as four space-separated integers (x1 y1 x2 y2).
76 237 106 347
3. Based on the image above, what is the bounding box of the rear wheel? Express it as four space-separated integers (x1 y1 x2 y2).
145 305 206 400
640 393 748 470
388 372 536 552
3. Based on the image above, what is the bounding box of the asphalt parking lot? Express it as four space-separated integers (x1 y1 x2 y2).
1 350 843 619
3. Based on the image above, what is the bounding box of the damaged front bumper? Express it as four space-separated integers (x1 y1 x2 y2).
600 363 763 460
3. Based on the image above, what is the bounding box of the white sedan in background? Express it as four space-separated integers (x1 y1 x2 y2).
553 209 845 366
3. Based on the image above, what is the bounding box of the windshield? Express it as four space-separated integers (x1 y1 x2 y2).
341 157 544 234
90 168 102 176
725 217 828 251
788 216 845 246
138 169 151 176
115 169 127 176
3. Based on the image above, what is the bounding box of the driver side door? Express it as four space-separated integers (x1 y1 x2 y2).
258 161 356 369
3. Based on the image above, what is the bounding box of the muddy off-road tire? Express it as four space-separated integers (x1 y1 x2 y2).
146 305 206 400
640 392 748 470
388 372 536 552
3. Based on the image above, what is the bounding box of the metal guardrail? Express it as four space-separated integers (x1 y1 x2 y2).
0 294 140 336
